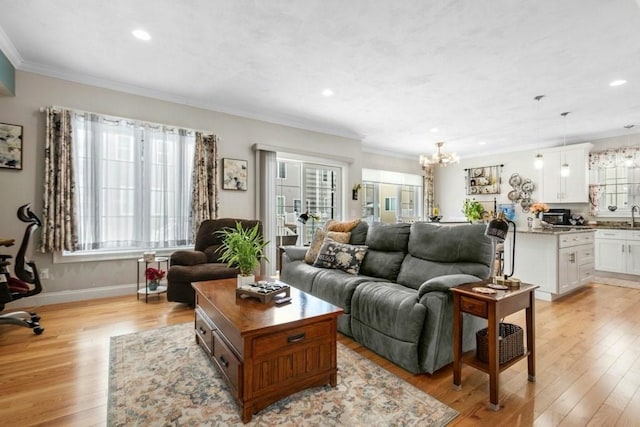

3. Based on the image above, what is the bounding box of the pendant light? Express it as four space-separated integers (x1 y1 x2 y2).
560 112 570 177
624 125 635 167
533 95 545 169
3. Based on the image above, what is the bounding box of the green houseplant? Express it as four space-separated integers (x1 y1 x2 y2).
463 198 485 222
215 222 269 286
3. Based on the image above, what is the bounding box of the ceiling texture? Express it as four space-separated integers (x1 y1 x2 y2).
1 0 640 160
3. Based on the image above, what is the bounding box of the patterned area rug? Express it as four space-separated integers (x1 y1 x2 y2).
108 323 458 426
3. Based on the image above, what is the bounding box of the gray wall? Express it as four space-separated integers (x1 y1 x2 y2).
0 49 14 96
0 71 362 301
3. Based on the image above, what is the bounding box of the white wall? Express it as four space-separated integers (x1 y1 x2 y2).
435 135 640 229
0 71 362 302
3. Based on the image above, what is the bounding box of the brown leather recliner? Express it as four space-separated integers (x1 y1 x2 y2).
167 218 261 306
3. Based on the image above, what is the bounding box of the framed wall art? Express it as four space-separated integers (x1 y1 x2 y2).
0 122 23 170
222 158 248 191
465 164 503 195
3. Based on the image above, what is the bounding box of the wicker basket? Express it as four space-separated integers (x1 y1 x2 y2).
476 323 524 364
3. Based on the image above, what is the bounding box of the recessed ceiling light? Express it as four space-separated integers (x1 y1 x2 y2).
609 79 627 87
429 127 439 133
322 89 334 97
132 29 151 41
478 141 486 145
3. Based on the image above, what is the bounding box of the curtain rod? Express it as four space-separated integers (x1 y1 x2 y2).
39 105 215 136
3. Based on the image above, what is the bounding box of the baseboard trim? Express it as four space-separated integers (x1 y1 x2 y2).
6 283 137 308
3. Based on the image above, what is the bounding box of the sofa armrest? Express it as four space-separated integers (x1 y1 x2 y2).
281 245 308 262
418 274 483 299
170 250 208 266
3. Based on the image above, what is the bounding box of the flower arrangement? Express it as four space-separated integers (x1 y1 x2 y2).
145 267 166 281
530 203 549 215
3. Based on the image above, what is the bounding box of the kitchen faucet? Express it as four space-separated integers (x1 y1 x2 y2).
632 205 640 228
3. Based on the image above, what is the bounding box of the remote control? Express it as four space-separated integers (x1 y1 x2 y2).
274 296 291 304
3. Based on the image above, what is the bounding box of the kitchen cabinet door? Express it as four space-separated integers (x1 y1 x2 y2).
595 238 625 273
558 247 580 293
626 241 640 275
540 145 590 203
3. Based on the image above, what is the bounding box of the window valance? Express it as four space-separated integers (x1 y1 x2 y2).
589 146 640 169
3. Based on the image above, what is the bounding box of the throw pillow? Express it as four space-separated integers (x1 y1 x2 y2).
325 218 361 233
304 230 351 264
313 238 368 275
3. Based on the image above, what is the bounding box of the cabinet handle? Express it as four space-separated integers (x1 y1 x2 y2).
629 245 632 253
219 355 229 368
569 253 576 263
287 332 306 343
198 326 207 335
622 244 625 253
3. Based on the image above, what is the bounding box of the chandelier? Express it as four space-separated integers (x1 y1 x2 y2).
419 142 460 167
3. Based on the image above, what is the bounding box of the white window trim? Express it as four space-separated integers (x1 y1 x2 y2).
53 245 193 264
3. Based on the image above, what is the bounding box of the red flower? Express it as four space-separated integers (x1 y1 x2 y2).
145 267 166 281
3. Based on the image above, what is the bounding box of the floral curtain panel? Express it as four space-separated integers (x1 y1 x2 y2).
589 147 640 169
191 132 219 239
41 107 78 252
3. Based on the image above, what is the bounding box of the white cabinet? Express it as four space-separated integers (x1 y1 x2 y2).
540 143 593 203
595 229 640 275
509 230 595 301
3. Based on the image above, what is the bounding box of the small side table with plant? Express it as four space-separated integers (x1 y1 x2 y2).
137 257 169 303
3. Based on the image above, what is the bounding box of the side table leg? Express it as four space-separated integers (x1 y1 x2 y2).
488 307 500 411
452 294 462 390
526 292 536 382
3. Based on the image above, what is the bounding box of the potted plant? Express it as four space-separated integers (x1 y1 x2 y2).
463 198 486 222
216 222 269 287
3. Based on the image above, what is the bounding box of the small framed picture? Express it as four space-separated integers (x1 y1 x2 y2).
0 122 23 170
222 158 248 191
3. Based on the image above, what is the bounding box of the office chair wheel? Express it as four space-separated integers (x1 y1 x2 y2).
30 314 40 322
33 326 44 335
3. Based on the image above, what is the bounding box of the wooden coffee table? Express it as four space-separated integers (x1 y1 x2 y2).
192 278 344 423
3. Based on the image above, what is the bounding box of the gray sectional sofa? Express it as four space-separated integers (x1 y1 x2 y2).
280 221 494 374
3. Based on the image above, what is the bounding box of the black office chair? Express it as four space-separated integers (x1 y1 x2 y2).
0 204 44 334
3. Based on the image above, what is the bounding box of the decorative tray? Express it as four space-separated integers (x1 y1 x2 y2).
236 281 290 304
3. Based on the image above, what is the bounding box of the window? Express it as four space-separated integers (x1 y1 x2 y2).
72 113 195 252
384 197 397 211
277 161 287 179
361 169 423 223
591 165 640 215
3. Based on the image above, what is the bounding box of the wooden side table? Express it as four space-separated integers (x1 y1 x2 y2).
452 281 538 411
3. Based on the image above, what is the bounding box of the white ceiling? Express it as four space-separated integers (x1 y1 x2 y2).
1 0 640 160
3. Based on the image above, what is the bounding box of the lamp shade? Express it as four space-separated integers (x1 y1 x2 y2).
485 217 509 241
297 212 309 224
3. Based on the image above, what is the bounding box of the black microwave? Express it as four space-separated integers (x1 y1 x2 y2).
542 209 571 225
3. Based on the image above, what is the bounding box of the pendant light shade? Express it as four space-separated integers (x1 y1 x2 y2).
534 153 544 169
560 111 570 177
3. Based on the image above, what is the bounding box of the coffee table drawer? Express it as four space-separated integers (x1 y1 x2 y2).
460 296 488 318
195 308 213 355
213 330 241 397
252 319 332 358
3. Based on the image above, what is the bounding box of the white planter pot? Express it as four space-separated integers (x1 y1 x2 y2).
237 274 255 288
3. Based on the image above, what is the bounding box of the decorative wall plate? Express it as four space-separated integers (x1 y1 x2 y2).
508 173 522 187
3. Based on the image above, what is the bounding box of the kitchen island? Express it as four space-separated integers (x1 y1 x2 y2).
505 227 595 301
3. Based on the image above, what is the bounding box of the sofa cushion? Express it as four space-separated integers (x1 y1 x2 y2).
280 260 322 294
166 263 238 283
351 281 426 344
396 223 492 289
310 270 387 314
359 222 410 281
325 218 361 232
312 239 368 275
349 221 369 245
304 230 351 264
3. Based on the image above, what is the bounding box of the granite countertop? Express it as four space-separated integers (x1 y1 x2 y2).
517 227 596 235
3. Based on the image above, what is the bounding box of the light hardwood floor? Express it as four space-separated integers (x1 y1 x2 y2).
1 282 639 426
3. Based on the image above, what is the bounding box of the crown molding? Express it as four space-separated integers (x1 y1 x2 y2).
0 25 23 67
17 59 362 142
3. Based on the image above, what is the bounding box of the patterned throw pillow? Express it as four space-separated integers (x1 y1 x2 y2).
313 238 368 275
325 218 361 233
304 230 351 264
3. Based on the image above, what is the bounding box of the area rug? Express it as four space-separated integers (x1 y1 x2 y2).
108 323 458 426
